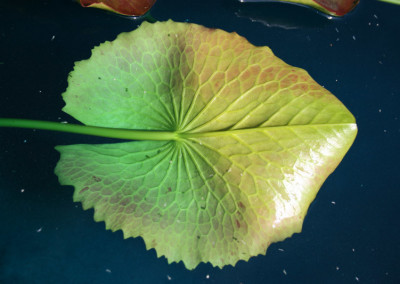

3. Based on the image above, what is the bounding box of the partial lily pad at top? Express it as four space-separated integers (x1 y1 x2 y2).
55 20 357 269
378 0 400 5
239 0 359 16
79 0 156 16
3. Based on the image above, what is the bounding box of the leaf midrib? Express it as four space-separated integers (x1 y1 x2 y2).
0 118 356 141
179 123 357 139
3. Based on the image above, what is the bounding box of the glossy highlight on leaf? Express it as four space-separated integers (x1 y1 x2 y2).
55 20 357 269
79 0 156 16
239 0 359 16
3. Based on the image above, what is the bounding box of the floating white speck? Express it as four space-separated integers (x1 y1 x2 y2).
336 266 340 271
36 227 43 233
283 269 287 275
23 140 27 143
331 201 336 205
378 109 382 112
278 248 284 252
352 35 356 40
167 275 172 280
61 121 68 124
206 274 210 279
373 14 378 19
355 276 360 281
335 27 339 33
105 268 112 273
21 189 25 193
352 248 355 252
51 35 55 41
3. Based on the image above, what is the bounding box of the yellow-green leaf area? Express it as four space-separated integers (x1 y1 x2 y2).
56 20 357 269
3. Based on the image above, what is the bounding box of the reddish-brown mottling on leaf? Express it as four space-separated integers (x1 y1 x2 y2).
238 202 245 210
236 220 241 228
120 199 130 206
79 0 156 16
92 175 102 182
80 186 90 194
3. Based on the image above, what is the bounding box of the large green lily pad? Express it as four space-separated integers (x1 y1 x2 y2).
55 20 357 269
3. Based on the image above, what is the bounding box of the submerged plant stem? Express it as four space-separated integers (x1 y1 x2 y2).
0 118 176 141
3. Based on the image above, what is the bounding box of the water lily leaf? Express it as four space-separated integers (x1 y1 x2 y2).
239 0 359 16
79 0 156 16
378 0 400 5
55 20 357 269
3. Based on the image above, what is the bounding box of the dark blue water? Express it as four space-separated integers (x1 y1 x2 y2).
1 0 399 283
